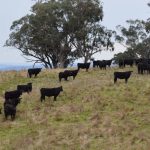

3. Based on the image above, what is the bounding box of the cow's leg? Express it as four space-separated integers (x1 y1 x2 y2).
40 95 45 102
114 77 117 83
29 74 32 78
125 78 128 83
11 115 15 121
139 69 142 74
54 96 57 101
59 77 61 82
5 114 8 120
141 69 143 74
65 77 68 81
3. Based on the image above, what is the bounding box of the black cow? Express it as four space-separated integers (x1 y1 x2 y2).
138 63 150 74
119 60 124 68
99 61 106 70
40 86 63 101
114 71 133 83
119 59 134 68
59 70 79 82
4 98 21 107
27 68 42 78
135 59 142 66
5 90 22 100
59 71 70 82
64 69 79 80
17 83 32 93
93 60 111 69
124 59 134 67
105 60 112 67
77 63 90 72
93 61 100 68
4 104 16 120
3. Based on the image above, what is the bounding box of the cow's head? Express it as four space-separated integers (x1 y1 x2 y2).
18 90 23 95
60 86 63 92
17 97 22 104
28 83 32 86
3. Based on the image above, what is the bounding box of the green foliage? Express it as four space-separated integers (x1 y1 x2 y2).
66 0 114 62
113 48 137 63
116 17 150 59
6 0 114 67
116 20 147 48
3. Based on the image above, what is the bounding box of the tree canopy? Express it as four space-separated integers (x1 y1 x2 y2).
6 0 114 68
114 3 150 60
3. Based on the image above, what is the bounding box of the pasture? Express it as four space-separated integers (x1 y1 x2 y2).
0 67 150 150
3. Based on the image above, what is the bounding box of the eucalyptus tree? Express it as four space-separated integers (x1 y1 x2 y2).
6 0 114 67
67 0 115 63
6 1 76 68
116 18 150 59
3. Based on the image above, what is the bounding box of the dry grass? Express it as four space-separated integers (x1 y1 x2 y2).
0 67 150 150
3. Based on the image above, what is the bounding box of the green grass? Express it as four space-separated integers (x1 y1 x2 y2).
0 67 150 150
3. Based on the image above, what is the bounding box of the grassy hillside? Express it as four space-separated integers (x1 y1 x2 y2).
0 67 150 150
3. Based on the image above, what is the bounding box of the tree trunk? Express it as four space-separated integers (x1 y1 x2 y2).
52 61 58 68
59 61 65 68
84 56 89 63
84 51 92 63
51 57 58 68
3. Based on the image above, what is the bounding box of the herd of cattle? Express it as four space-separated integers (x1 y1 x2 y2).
0 58 150 120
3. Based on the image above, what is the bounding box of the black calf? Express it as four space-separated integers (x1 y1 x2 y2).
93 61 100 68
40 86 63 101
93 60 111 69
5 90 22 100
77 63 90 72
4 104 16 120
119 60 124 68
4 98 21 107
27 68 42 78
64 69 79 80
59 70 79 82
17 83 32 93
99 61 106 70
105 60 112 67
114 71 133 83
124 59 134 67
138 63 150 74
59 71 69 82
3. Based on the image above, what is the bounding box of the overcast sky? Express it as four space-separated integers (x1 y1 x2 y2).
0 0 150 65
